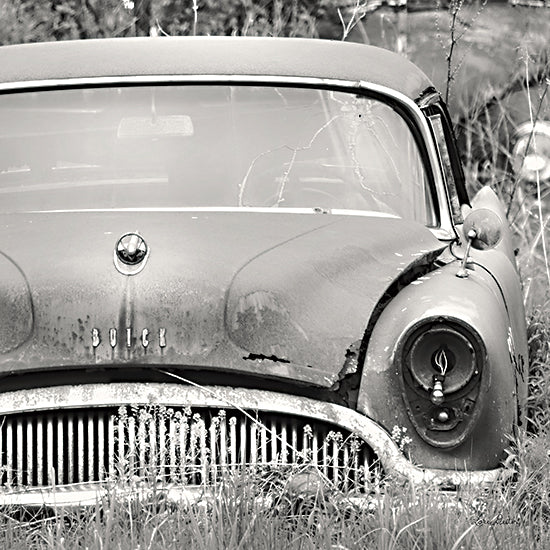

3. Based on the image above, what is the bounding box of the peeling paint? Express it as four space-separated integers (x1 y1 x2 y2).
339 341 361 378
243 353 291 364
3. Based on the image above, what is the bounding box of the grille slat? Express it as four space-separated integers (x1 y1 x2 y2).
6 420 13 487
118 417 125 474
127 416 136 478
77 415 85 483
179 417 189 482
240 417 246 466
169 418 177 481
291 421 298 464
230 418 237 471
312 431 319 471
250 421 257 466
67 416 74 484
97 415 105 481
26 420 33 486
0 407 381 492
138 416 146 478
200 419 207 483
149 417 157 472
219 415 227 468
57 417 64 484
46 417 54 485
36 417 44 486
16 420 23 486
280 424 287 464
108 416 115 478
87 416 94 481
260 422 267 464
270 420 277 464
158 416 166 476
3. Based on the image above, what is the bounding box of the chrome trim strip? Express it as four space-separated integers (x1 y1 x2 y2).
0 74 453 238
108 416 115 478
46 417 53 485
57 417 63 484
86 416 93 481
24 207 399 218
26 421 33 485
67 416 74 483
6 421 13 487
16 420 23 486
0 383 507 502
36 416 43 484
0 74 390 91
77 414 85 483
98 415 105 480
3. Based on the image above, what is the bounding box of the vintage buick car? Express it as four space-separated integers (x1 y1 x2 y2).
0 37 527 506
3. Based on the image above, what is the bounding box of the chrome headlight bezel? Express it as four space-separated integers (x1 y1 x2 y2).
396 316 488 448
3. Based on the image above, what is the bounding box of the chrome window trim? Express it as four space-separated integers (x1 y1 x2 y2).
0 74 455 238
23 207 399 218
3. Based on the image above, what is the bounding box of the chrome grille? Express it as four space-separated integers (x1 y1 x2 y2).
0 406 382 492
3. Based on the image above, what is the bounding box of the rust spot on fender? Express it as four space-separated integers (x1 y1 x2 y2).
229 290 309 357
243 353 291 364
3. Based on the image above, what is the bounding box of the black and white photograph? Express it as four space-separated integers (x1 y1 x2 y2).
0 0 548 547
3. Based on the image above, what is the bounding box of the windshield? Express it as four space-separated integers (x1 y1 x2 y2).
0 85 436 224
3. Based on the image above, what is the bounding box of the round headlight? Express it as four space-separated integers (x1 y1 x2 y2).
397 318 487 448
513 121 550 183
402 319 482 394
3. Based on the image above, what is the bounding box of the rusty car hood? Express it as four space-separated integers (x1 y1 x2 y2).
0 211 445 388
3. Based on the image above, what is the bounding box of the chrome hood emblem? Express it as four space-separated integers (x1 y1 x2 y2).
114 232 149 275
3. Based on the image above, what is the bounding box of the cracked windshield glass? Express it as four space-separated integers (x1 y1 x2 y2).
0 85 435 224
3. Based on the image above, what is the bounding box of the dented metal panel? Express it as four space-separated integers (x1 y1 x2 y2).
0 212 444 388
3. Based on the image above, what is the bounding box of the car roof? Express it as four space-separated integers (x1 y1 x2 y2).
0 36 433 100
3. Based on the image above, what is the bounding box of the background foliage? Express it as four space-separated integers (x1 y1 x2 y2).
0 0 137 43
0 0 350 44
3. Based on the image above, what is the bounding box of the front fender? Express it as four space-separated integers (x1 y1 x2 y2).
357 259 517 470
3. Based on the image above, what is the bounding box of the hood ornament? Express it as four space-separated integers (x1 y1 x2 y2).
114 232 150 275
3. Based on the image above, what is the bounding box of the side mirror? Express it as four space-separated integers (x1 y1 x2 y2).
456 208 504 278
462 208 503 251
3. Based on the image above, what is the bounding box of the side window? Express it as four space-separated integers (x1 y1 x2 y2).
423 102 469 225
428 114 462 224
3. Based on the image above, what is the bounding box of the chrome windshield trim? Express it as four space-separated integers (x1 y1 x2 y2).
0 74 392 91
0 74 454 237
23 206 399 218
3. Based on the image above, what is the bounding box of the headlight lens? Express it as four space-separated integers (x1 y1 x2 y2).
397 317 487 448
408 324 477 393
513 121 550 183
